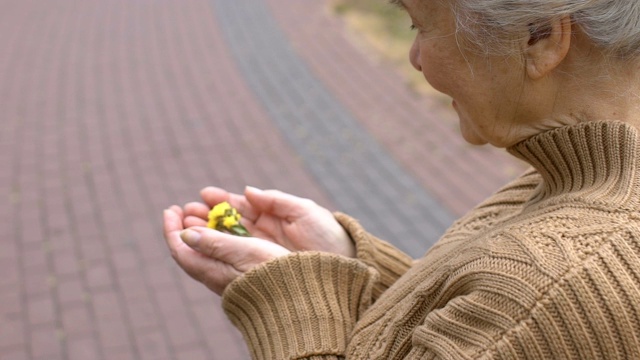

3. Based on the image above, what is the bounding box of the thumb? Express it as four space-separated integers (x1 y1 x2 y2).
180 227 290 270
244 186 315 219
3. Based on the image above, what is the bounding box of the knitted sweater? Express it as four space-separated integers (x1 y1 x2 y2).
222 121 640 359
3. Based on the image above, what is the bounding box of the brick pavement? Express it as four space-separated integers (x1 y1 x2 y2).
0 0 526 359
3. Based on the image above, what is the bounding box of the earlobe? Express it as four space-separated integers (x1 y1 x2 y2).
525 16 572 80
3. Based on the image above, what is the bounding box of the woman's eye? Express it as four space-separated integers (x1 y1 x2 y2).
410 24 417 31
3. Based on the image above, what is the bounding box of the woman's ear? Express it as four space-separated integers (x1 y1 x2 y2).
524 16 572 80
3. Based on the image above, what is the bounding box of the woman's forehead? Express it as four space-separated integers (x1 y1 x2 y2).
400 0 449 15
402 0 454 24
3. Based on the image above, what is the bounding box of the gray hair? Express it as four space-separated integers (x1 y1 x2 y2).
453 0 640 59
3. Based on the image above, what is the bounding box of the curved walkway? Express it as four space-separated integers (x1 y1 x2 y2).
0 0 525 359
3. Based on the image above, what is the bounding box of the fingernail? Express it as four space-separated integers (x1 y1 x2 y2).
246 186 262 193
180 229 201 247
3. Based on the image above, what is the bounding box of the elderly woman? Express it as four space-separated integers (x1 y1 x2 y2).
164 0 640 358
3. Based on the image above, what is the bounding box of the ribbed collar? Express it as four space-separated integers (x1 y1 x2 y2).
507 121 640 210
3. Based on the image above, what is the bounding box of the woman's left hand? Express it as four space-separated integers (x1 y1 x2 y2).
163 205 291 295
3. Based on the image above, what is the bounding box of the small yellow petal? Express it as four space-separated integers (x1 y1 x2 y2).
210 201 231 219
208 202 231 228
223 216 238 228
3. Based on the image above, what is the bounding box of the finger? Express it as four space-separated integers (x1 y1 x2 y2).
165 209 241 294
183 202 209 220
181 252 241 295
199 186 233 207
200 186 258 222
244 186 314 220
169 205 184 219
164 207 184 234
180 227 290 271
184 215 208 228
163 208 186 259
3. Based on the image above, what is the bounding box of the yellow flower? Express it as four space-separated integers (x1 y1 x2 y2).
207 201 250 237
210 201 231 219
207 217 217 229
223 214 239 228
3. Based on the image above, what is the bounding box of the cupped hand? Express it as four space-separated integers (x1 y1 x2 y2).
182 186 356 258
164 206 291 295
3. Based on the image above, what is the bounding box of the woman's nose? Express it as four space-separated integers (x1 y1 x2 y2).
410 40 421 72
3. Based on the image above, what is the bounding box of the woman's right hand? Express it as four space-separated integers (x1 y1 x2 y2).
182 186 356 258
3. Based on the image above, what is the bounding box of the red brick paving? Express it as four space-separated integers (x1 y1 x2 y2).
1 0 526 359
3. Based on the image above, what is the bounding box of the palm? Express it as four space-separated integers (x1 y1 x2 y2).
183 187 354 258
248 208 342 253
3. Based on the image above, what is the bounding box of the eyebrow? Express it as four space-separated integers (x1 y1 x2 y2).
388 0 407 10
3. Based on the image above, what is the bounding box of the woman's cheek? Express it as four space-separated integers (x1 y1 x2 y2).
420 65 449 95
419 54 460 96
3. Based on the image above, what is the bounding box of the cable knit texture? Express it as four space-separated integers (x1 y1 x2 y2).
222 252 379 360
222 121 640 359
335 212 414 300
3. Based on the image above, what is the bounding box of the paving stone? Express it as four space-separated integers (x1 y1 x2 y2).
56 278 87 306
134 330 173 360
0 348 30 360
30 326 63 359
66 336 101 360
0 315 26 349
60 305 93 337
27 296 56 326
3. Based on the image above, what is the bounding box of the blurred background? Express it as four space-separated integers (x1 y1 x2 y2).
0 0 525 359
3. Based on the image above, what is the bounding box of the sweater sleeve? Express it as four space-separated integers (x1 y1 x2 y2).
334 212 414 300
221 252 379 360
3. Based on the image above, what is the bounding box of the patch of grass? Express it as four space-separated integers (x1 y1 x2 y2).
333 2 351 14
332 0 414 45
329 0 448 100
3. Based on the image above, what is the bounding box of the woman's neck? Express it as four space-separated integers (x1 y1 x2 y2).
525 42 640 139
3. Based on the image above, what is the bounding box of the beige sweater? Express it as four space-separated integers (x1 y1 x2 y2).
222 121 640 359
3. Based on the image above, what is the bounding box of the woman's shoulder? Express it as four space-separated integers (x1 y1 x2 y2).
443 168 541 237
501 204 639 265
451 203 640 287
